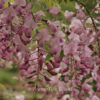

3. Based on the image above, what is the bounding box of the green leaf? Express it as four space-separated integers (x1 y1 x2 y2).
77 0 97 11
32 30 36 40
89 80 97 92
91 12 100 18
0 69 17 85
60 0 76 11
92 80 97 92
85 0 96 11
60 50 64 58
60 75 65 81
44 42 51 53
45 54 52 62
42 0 56 8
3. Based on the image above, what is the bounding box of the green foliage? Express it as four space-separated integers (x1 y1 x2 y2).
91 12 100 18
59 0 76 11
91 80 97 92
44 42 51 53
85 0 96 10
0 69 17 85
45 54 52 63
60 50 64 59
76 0 97 11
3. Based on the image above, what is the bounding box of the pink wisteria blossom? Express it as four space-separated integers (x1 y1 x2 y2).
0 0 100 100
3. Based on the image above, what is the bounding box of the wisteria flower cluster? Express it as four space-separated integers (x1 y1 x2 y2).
0 0 100 100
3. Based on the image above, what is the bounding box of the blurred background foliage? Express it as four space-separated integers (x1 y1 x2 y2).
29 0 99 17
0 0 99 100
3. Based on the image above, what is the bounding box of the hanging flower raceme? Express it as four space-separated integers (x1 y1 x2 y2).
0 0 36 74
0 0 100 100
